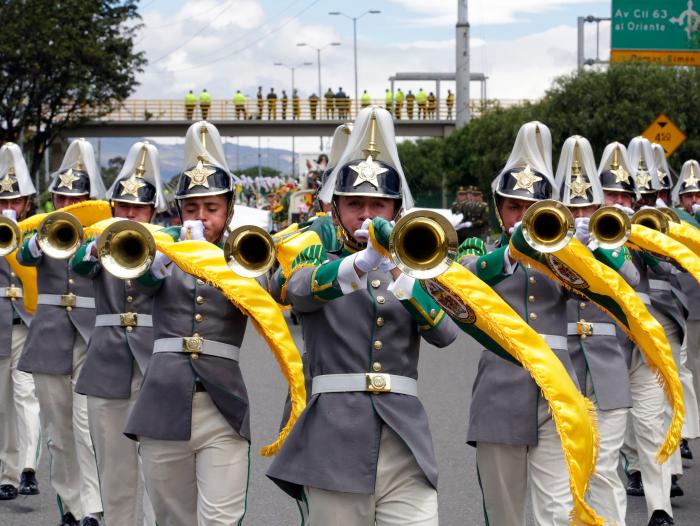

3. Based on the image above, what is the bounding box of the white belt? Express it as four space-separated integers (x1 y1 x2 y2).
649 279 672 292
567 321 617 337
637 292 651 305
37 293 95 309
1 286 22 299
153 337 240 362
540 334 568 351
311 373 418 396
95 313 153 327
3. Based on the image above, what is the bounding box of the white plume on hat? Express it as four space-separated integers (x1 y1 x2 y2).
627 136 661 191
597 142 639 200
555 135 603 206
183 121 231 173
0 142 36 197
651 143 672 188
328 123 352 168
106 141 167 212
672 159 700 205
320 106 414 209
53 138 106 199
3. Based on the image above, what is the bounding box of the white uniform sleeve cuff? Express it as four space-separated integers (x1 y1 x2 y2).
28 235 42 258
388 272 416 301
503 246 516 275
337 254 368 294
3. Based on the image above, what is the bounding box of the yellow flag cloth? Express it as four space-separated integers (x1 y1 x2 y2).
85 219 306 456
7 200 112 313
666 222 700 258
510 231 683 462
429 263 603 526
629 224 700 285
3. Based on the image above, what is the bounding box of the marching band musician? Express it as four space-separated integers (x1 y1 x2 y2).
16 138 105 526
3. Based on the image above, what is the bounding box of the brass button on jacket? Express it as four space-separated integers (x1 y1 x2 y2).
372 362 382 372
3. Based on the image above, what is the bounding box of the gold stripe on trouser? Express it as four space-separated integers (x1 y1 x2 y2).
88 365 155 526
681 320 700 438
584 377 628 526
140 391 249 526
621 347 673 518
33 335 103 518
476 397 572 526
305 425 438 526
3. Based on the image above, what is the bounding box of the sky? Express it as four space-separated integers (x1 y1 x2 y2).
123 0 614 157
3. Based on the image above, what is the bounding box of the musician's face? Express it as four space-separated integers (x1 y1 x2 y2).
335 195 398 243
603 191 634 209
0 196 31 221
53 194 88 210
113 202 154 222
680 191 700 213
498 197 531 232
569 205 598 219
180 194 229 243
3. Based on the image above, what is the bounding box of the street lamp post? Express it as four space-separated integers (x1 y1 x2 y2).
329 9 380 115
274 61 312 178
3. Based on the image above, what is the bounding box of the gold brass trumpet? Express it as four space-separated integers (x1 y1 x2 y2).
521 200 575 253
389 210 458 279
631 208 669 234
223 225 277 278
659 207 681 224
36 211 84 259
0 216 20 257
98 220 156 279
589 206 631 249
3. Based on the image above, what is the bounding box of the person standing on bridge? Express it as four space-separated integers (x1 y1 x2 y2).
385 88 393 115
256 86 263 120
308 93 319 120
394 88 404 120
405 90 415 119
335 87 348 119
360 89 371 109
267 88 278 120
232 90 246 120
446 89 454 119
292 89 300 120
281 90 288 120
199 89 211 120
324 87 335 119
184 90 196 120
416 88 427 119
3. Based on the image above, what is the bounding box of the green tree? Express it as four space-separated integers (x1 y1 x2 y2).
239 166 283 178
0 0 145 188
101 155 126 190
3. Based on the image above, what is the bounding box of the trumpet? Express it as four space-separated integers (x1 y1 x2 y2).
0 216 20 257
98 220 156 279
521 200 575 253
389 210 458 279
36 211 84 259
659 207 681 224
589 206 631 249
631 208 669 234
223 225 276 278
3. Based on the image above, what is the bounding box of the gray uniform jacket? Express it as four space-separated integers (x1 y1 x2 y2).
124 262 252 442
267 252 457 499
73 249 154 399
566 252 639 411
16 242 96 375
648 266 687 340
463 243 579 447
676 272 700 322
1 258 32 356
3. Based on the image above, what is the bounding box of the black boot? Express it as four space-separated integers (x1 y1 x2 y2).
680 438 693 460
0 484 18 500
18 468 39 495
626 470 645 496
58 512 79 526
647 510 674 525
670 475 684 497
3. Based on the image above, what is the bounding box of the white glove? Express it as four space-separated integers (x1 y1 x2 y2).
180 220 205 241
574 217 590 246
463 221 473 228
502 246 516 275
693 204 700 214
150 251 172 279
2 209 17 222
27 233 42 258
84 235 100 263
612 203 635 217
354 218 381 273
656 198 667 208
508 220 522 235
379 257 397 273
353 218 372 243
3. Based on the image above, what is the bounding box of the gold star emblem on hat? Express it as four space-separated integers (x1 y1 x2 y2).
511 165 542 194
635 169 652 190
657 170 668 184
350 154 388 189
184 160 215 189
569 173 592 199
58 168 80 190
610 165 630 184
119 173 146 198
684 168 700 188
0 174 16 193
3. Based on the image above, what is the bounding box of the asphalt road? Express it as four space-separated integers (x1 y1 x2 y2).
2 316 700 525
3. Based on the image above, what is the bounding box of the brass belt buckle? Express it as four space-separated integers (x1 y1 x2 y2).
5 286 21 300
120 312 137 327
577 319 593 338
60 293 77 308
182 335 203 354
366 373 391 393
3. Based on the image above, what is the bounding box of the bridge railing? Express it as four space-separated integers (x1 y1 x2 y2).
82 98 529 122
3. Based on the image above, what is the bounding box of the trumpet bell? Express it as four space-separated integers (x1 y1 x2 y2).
224 225 276 278
631 208 669 234
98 220 156 279
521 200 575 253
0 216 20 257
37 211 84 259
589 206 631 249
390 210 458 279
659 207 681 223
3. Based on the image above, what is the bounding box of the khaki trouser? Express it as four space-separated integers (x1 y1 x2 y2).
306 425 438 526
139 391 250 526
88 366 155 526
621 347 672 518
585 379 628 526
33 335 103 518
681 319 700 438
476 397 572 526
0 324 41 485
